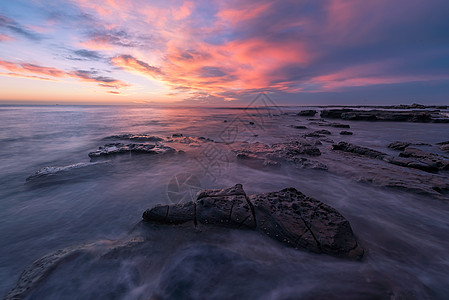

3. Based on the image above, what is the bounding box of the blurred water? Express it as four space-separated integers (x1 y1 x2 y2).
0 105 449 299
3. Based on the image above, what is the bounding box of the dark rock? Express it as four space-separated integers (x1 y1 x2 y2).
437 141 449 153
143 184 363 259
330 123 351 128
234 141 324 169
103 134 163 142
291 125 308 129
304 132 323 138
332 142 447 173
399 147 449 171
249 121 255 125
388 141 411 151
332 142 388 159
88 143 176 158
297 110 317 116
340 131 353 135
172 133 183 137
315 129 331 135
251 188 363 259
320 109 354 119
321 109 449 123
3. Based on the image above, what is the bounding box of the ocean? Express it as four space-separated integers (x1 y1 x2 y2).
1 105 449 299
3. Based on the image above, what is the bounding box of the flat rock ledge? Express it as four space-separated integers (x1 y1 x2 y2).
88 143 177 158
332 142 449 173
143 184 364 260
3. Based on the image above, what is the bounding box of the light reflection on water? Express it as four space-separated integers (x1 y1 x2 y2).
0 105 449 299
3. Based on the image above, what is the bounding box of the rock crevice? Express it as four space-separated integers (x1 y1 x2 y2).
142 184 364 260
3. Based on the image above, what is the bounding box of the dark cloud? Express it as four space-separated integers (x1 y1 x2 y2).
66 49 104 61
0 15 42 40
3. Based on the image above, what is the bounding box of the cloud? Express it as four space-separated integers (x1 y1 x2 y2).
111 55 164 77
0 59 128 90
0 34 14 42
0 15 42 40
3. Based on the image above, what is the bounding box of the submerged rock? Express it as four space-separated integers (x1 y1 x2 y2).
143 184 363 259
388 141 411 151
340 131 353 135
88 143 176 158
297 110 317 116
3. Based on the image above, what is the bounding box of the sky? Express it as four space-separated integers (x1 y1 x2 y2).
0 0 448 105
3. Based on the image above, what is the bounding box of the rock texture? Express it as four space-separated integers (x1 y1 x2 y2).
332 142 447 173
88 143 176 158
143 184 364 260
297 110 317 116
437 141 449 153
233 141 327 170
321 109 449 123
103 134 164 142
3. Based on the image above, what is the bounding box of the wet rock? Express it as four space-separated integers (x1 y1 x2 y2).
321 109 449 123
88 143 176 158
332 142 446 174
332 142 388 159
399 147 449 171
330 123 351 128
315 129 331 135
103 134 164 142
340 131 353 135
143 184 363 259
250 188 363 259
234 141 324 170
291 125 307 129
437 141 449 152
388 141 411 151
297 110 317 116
304 132 324 138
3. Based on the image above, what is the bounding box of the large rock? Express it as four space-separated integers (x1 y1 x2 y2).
321 109 449 123
88 143 176 158
250 188 363 259
143 184 363 259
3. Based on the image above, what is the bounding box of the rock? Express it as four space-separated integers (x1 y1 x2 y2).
437 141 449 153
340 131 353 135
234 141 324 169
251 188 363 259
332 142 447 173
297 110 317 116
143 184 363 259
332 142 387 159
249 121 255 125
388 141 411 151
315 129 331 135
321 109 449 123
172 133 183 137
88 143 176 158
291 125 308 129
103 134 164 142
329 123 351 128
399 147 449 171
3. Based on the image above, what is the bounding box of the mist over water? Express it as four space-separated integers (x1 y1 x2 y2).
1 105 449 299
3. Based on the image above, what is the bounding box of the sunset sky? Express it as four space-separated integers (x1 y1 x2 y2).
0 0 448 105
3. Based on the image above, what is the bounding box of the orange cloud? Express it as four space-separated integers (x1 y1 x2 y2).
0 34 14 42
